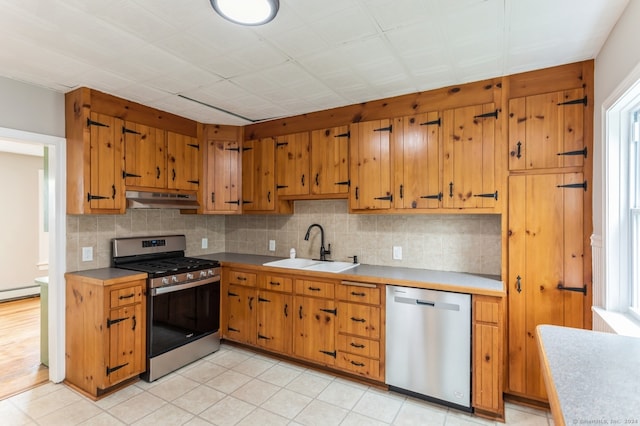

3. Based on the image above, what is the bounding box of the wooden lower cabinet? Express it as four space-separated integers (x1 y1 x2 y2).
293 295 337 366
257 290 292 353
225 284 256 345
65 271 147 399
472 295 505 419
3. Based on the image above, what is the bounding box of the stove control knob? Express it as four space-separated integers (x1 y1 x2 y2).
162 277 169 285
200 271 207 278
208 269 214 276
171 275 178 283
186 273 194 280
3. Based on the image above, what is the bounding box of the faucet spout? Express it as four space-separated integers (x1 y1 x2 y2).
304 223 330 261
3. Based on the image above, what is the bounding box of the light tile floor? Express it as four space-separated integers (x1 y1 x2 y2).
0 343 554 425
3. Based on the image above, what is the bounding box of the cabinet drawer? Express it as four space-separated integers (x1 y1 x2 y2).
337 302 380 339
259 274 293 293
337 334 380 359
295 279 335 298
337 282 380 304
228 271 257 287
336 351 381 381
110 284 144 308
473 296 500 325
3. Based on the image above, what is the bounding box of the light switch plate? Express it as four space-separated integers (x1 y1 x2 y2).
201 238 208 249
269 240 276 251
393 246 402 260
82 246 93 262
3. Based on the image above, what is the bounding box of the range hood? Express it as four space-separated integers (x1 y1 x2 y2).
125 191 199 209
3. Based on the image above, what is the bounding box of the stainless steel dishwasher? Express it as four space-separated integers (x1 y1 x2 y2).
386 285 471 411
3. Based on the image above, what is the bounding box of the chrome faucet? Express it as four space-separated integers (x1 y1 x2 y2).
304 223 331 261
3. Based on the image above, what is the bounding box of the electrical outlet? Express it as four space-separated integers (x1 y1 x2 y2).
393 246 402 260
268 240 276 251
201 238 208 249
82 246 93 262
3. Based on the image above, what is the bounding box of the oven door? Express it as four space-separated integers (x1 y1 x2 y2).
148 276 220 358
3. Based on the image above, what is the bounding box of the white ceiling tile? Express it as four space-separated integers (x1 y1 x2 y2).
306 5 380 46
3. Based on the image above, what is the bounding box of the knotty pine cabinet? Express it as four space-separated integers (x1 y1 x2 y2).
442 103 498 209
275 132 310 196
508 172 587 401
66 88 126 214
310 125 350 196
242 138 276 212
65 271 146 399
256 273 293 353
349 119 393 211
508 88 586 171
224 269 257 345
123 122 166 189
167 131 200 191
201 125 242 214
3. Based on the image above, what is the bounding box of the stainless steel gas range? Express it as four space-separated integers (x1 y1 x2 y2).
112 235 220 382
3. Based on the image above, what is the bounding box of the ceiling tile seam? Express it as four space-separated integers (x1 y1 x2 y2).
431 0 464 84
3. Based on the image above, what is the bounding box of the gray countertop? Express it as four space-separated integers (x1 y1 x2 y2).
65 268 148 283
199 252 504 296
537 325 640 426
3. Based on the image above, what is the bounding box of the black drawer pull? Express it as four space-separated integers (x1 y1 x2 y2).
269 281 281 286
308 286 321 292
119 293 135 300
236 276 247 281
350 361 365 367
350 317 366 323
350 291 366 297
350 342 365 349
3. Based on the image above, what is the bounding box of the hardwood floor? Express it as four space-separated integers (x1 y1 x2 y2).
0 296 48 400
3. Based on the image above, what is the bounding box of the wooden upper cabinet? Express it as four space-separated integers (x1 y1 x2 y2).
242 138 276 212
393 112 441 210
123 122 166 189
275 132 310 196
442 103 498 209
349 119 393 211
167 131 200 191
88 112 126 212
310 126 350 196
203 139 241 213
509 88 586 170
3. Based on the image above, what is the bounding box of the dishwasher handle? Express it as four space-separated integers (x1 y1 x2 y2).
416 300 435 307
393 295 461 311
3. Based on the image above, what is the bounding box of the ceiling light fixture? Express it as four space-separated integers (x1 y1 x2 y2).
210 0 279 26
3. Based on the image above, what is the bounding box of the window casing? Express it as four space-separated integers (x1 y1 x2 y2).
631 110 640 318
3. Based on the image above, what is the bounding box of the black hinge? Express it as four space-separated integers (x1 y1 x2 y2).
420 192 443 201
122 126 141 135
242 147 253 152
557 147 588 158
242 200 253 205
228 291 239 297
557 284 587 295
373 125 392 133
225 200 241 205
276 142 288 147
557 181 588 191
474 110 499 119
187 180 200 185
335 131 350 138
87 118 109 128
336 180 350 186
87 193 109 202
276 184 288 189
558 96 588 106
257 334 271 340
226 147 241 152
106 363 128 376
374 195 393 202
319 308 337 315
258 297 270 302
107 316 129 328
474 191 498 200
228 327 239 332
319 350 337 358
420 118 441 126
187 144 199 150
123 171 141 178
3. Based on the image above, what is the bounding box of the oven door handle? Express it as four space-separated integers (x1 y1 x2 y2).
152 276 220 296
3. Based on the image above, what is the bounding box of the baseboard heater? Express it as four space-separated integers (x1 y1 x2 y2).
0 284 41 302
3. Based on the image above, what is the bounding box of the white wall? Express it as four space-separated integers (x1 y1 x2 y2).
0 152 45 298
594 0 640 234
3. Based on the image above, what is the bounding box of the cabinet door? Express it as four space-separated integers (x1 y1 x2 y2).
337 302 380 339
87 112 125 211
225 284 256 345
472 295 503 416
394 112 441 209
509 88 586 170
293 296 336 365
442 103 497 209
123 122 166 189
257 290 292 354
204 139 241 213
167 131 200 191
106 303 144 387
508 173 587 400
349 120 392 210
275 132 310 196
310 126 350 195
242 138 275 211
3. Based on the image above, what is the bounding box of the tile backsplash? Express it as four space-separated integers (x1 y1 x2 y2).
67 200 501 276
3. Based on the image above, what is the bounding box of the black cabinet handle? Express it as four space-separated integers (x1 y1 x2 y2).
350 317 366 323
284 304 288 317
111 185 116 199
516 275 522 293
132 315 136 331
350 342 365 349
269 281 281 286
350 361 365 367
308 287 321 292
156 167 161 179
299 305 303 319
119 293 135 300
449 182 454 198
301 174 305 187
350 292 366 297
315 173 320 186
248 296 254 310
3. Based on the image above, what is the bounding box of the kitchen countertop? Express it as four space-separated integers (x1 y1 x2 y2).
536 325 640 426
65 268 148 285
199 252 504 296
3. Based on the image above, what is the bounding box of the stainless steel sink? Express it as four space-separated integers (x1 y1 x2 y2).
262 258 359 273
